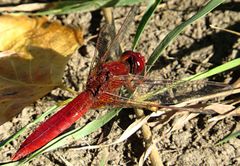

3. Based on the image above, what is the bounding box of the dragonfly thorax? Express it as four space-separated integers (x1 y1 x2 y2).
120 51 145 75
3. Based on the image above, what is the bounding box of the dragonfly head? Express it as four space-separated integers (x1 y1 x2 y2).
121 50 145 74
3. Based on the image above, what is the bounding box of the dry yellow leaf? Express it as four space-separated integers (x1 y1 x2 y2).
0 15 84 125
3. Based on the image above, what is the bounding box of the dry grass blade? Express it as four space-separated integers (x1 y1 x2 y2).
138 145 154 166
175 88 240 107
59 156 73 166
204 103 235 114
0 3 47 12
168 113 199 133
233 77 240 88
167 87 240 133
210 25 240 36
117 112 163 143
209 107 240 122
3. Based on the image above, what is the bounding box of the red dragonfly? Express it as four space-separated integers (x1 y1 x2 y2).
11 6 230 161
12 6 146 161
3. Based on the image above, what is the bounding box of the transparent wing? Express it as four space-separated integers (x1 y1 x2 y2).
134 79 232 105
92 93 217 114
97 24 116 59
97 75 233 106
90 79 234 115
88 23 116 79
88 6 138 80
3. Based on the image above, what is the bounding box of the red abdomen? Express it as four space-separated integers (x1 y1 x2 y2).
12 91 94 161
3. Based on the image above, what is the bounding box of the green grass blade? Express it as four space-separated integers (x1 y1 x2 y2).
0 162 19 166
146 0 226 72
216 130 240 145
183 58 240 81
132 0 162 50
33 0 144 15
99 157 107 166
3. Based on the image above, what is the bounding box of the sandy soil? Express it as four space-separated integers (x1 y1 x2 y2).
0 0 240 165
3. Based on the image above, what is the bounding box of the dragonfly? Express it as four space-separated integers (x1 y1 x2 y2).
11 6 145 161
11 6 231 161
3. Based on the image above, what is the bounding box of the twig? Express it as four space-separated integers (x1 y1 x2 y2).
102 7 114 25
134 108 163 166
210 25 240 36
232 77 240 88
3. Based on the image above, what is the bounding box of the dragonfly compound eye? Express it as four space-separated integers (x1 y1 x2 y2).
121 50 145 74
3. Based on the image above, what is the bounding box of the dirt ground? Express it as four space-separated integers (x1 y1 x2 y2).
0 0 240 165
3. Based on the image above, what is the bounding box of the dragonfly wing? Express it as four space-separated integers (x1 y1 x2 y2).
102 74 233 105
135 79 232 105
88 6 138 80
88 23 116 79
91 90 216 114
100 6 138 63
